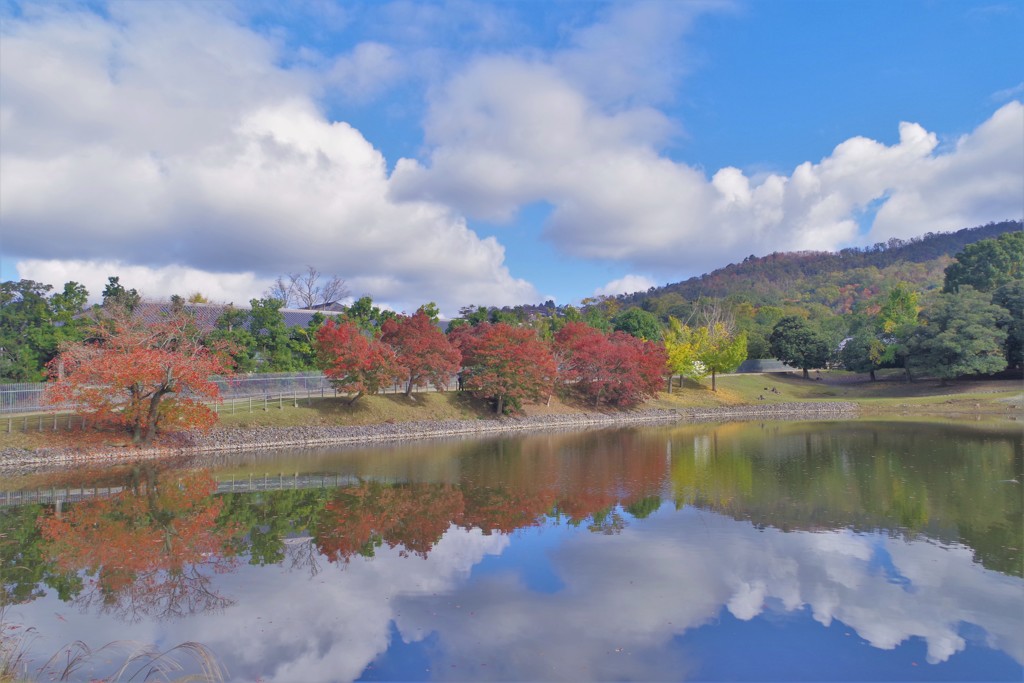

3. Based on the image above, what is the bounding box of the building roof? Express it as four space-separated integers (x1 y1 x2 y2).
118 301 334 332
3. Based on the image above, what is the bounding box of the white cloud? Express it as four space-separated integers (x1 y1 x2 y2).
11 503 1023 680
14 259 271 306
391 17 1024 276
991 81 1024 102
594 274 656 297
552 0 723 108
326 42 405 102
0 4 536 316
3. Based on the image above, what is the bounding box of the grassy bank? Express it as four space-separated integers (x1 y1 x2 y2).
1 371 1019 453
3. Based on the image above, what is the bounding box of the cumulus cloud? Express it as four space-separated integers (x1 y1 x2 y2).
14 259 270 306
392 23 1023 275
0 3 536 315
12 502 1023 681
594 274 656 297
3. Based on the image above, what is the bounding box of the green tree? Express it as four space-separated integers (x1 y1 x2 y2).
769 316 832 379
208 305 257 373
908 287 1008 383
342 296 397 333
289 312 327 370
992 280 1024 369
943 232 1024 293
101 276 140 312
579 296 618 333
248 298 295 371
0 280 88 381
612 307 662 341
876 283 921 381
839 329 886 380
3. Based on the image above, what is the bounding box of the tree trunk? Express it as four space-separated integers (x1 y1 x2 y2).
495 395 504 415
347 391 363 405
129 383 145 444
711 369 717 392
405 373 415 397
802 367 810 379
141 388 169 445
869 369 876 382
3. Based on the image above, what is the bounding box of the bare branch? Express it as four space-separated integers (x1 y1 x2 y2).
283 266 349 309
264 276 294 306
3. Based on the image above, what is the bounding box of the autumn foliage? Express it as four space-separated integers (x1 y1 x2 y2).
45 307 232 445
380 310 461 396
554 322 667 407
315 482 465 562
315 319 405 403
38 470 240 621
450 322 556 414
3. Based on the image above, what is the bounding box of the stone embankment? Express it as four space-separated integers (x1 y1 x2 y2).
0 402 857 473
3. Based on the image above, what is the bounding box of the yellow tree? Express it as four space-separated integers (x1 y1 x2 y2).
664 317 710 392
699 322 747 392
665 317 747 392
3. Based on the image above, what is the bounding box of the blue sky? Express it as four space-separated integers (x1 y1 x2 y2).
1 0 1021 316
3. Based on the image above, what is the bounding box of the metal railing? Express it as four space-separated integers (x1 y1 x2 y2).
0 382 50 414
0 372 459 415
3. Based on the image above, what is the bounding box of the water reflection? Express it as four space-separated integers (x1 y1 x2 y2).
0 421 1020 681
34 466 241 622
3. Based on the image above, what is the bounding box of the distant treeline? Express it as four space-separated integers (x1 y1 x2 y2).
621 219 1021 306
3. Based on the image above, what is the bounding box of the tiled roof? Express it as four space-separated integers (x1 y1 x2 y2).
106 301 334 332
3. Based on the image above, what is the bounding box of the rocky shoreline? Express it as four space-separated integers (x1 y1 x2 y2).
0 402 857 474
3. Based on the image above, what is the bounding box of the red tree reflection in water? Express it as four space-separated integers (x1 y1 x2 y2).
314 433 672 561
316 482 465 563
460 485 558 534
38 469 240 622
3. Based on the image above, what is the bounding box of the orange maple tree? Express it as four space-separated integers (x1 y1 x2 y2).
45 307 233 445
38 470 240 621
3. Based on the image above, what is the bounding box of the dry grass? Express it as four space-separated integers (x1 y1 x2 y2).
214 390 492 429
0 606 225 683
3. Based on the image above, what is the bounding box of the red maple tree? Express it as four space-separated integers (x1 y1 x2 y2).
315 319 406 404
45 307 233 445
450 322 556 414
554 322 666 407
380 309 461 396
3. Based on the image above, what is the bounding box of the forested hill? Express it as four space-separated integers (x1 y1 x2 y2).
619 220 1021 313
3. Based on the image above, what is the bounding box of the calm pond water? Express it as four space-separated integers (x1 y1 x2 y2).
1 419 1021 682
